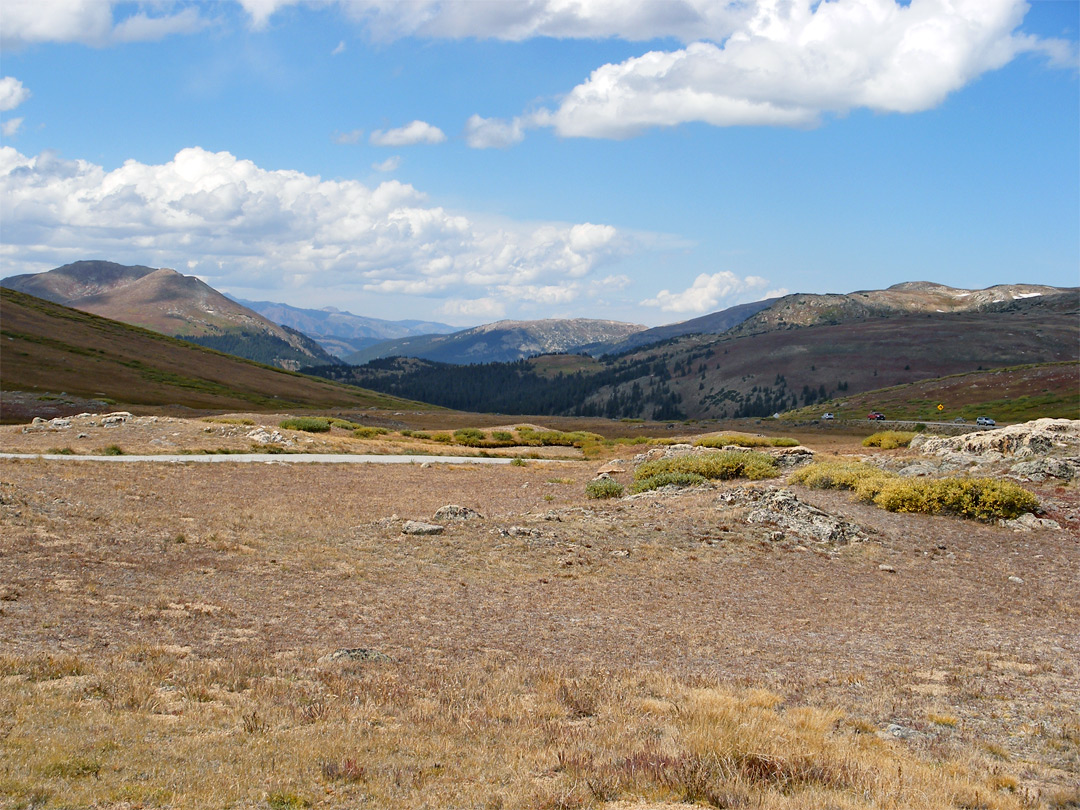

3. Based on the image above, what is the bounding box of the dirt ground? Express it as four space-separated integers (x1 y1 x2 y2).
1 416 1077 808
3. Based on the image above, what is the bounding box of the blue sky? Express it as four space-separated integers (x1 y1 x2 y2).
1 0 1077 327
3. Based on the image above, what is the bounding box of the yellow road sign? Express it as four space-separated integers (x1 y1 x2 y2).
937 404 944 411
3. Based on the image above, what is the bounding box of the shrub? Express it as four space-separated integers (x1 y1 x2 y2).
635 450 778 483
330 419 360 430
862 431 917 449
401 430 431 440
352 426 390 439
491 430 514 443
509 457 527 467
516 427 603 448
202 417 255 426
792 462 1039 521
453 428 486 446
790 461 892 502
280 417 331 433
873 477 1039 521
48 447 75 455
429 433 454 444
585 478 624 499
101 444 124 456
694 434 798 449
631 471 708 494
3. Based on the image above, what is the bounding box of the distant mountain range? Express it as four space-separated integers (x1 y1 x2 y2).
1 261 339 370
235 298 457 358
344 318 648 365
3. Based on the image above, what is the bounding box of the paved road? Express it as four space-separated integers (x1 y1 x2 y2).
0 452 573 465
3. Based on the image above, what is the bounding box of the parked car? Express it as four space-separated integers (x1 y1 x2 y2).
976 416 996 426
822 412 835 420
867 412 886 420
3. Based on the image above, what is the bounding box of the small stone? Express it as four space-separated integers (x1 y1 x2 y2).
402 520 444 536
320 648 391 664
434 504 482 521
878 564 897 573
1008 576 1024 585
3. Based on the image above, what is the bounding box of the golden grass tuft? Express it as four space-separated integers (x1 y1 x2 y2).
0 652 1036 810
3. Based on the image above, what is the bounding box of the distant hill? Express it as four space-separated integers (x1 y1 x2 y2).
311 291 1078 421
1 261 340 370
0 288 419 419
236 298 456 358
344 318 647 365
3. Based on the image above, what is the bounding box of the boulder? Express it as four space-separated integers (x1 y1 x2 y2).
402 520 444 536
917 418 1080 459
998 513 1061 532
719 486 867 545
1008 457 1080 482
434 504 482 520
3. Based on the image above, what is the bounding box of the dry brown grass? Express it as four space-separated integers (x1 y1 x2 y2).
1 437 1077 808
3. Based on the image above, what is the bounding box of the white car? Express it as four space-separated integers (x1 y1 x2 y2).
976 416 996 426
822 412 835 420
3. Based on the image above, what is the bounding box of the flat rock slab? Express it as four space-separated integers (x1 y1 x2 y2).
402 520 444 535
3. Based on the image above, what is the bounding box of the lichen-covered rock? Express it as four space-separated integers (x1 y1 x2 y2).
998 513 1061 532
402 520 444 536
917 419 1080 459
719 486 867 545
434 504 482 520
1008 457 1080 482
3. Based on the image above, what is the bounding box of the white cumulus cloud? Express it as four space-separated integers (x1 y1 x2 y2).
1 0 208 47
464 114 526 149
370 120 447 147
0 146 634 316
642 271 772 314
1 118 24 137
0 78 31 112
372 155 401 172
239 0 750 42
537 0 1059 138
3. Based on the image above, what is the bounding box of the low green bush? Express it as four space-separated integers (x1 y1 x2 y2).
330 418 361 430
352 426 390 439
585 478 624 499
694 434 799 448
48 447 75 455
429 433 454 444
491 430 514 442
453 428 486 446
280 417 331 433
792 461 1039 521
862 431 918 449
516 427 603 448
101 444 124 456
635 450 778 483
873 477 1038 521
202 417 255 426
631 471 708 494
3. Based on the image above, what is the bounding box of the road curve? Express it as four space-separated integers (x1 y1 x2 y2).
0 453 574 465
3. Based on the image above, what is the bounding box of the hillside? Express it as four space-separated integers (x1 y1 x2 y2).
0 288 420 420
784 362 1079 423
237 298 457 358
345 318 647 365
313 293 1079 421
1 261 339 370
730 281 1072 337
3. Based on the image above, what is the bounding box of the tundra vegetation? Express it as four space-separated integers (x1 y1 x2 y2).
0 416 1076 809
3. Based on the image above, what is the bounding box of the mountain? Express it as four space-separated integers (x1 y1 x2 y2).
0 288 420 418
235 298 457 358
1 261 340 370
728 282 1069 337
589 297 780 355
311 290 1079 421
343 318 648 365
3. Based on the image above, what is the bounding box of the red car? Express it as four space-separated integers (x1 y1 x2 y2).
867 412 886 420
